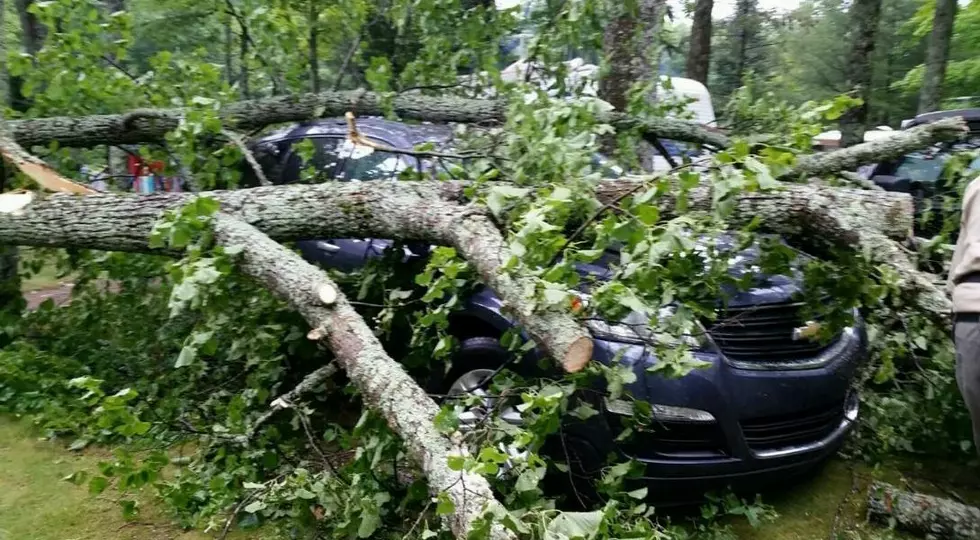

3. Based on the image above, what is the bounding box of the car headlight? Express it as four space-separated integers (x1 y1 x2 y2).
584 306 703 348
604 398 716 423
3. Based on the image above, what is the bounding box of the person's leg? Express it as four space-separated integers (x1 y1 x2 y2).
955 317 980 455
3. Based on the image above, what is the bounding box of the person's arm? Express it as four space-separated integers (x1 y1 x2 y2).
950 176 980 289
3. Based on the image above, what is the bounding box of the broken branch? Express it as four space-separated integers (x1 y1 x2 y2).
867 481 980 540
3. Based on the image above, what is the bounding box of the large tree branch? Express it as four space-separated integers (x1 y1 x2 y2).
0 183 592 371
868 482 980 540
5 90 725 150
782 117 969 180
0 177 932 363
212 214 514 539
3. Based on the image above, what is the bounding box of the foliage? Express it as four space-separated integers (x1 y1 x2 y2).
0 0 976 539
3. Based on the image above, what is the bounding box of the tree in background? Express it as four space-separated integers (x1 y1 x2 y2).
839 0 882 147
685 0 713 84
709 0 776 105
599 0 666 111
917 0 957 113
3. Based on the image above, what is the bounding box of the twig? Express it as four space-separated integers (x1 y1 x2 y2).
332 32 363 91
218 493 255 540
345 112 501 162
223 0 284 95
244 362 339 439
649 138 678 168
402 500 433 540
222 129 269 186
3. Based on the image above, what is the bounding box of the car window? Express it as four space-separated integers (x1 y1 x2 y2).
335 138 415 181
892 152 980 185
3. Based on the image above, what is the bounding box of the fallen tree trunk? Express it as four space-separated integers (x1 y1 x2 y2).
783 117 968 180
6 90 726 150
0 177 933 360
212 214 515 540
868 482 980 539
0 183 592 371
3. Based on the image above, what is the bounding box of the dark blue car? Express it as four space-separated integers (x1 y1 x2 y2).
243 117 867 504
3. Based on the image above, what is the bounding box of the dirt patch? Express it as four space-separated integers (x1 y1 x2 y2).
23 283 75 310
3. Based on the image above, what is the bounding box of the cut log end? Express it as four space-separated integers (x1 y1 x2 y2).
0 191 35 214
561 336 594 373
316 283 337 306
307 326 327 341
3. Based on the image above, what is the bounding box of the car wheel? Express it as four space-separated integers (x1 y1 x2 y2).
435 337 607 508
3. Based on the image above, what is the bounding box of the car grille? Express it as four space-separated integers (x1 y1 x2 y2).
740 402 845 451
622 421 728 458
706 301 839 363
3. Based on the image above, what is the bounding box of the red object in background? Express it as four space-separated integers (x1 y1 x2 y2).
126 155 165 176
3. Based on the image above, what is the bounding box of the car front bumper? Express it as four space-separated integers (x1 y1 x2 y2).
573 322 867 503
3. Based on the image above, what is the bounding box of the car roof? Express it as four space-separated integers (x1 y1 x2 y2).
253 116 456 150
904 108 980 130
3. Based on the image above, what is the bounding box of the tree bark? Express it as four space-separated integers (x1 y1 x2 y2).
308 0 321 94
784 116 968 180
224 11 235 86
868 482 980 540
239 21 250 99
3 90 729 150
14 0 45 56
685 0 713 84
211 215 515 540
0 182 592 371
839 0 883 148
732 0 755 85
917 0 957 114
599 0 666 111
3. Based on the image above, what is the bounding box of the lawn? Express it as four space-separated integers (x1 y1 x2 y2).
0 418 267 540
2 415 977 539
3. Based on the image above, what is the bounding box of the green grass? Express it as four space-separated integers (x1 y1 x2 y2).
3 414 978 540
729 458 980 540
0 418 267 540
18 250 72 292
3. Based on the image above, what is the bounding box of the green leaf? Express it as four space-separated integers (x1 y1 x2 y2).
243 500 267 514
435 492 455 515
570 403 599 420
744 156 778 190
486 186 530 217
357 510 382 538
88 476 109 495
447 454 466 471
545 510 603 539
174 346 197 368
626 487 648 499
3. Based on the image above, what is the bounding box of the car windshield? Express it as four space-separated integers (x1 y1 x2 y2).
885 136 980 184
242 136 414 186
893 153 980 184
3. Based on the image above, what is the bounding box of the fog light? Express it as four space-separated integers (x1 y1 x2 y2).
844 391 859 422
605 398 716 423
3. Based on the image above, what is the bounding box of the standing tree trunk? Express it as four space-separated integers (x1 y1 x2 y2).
224 12 235 85
599 0 665 111
308 0 321 94
239 25 250 99
839 0 883 148
917 0 957 114
101 0 125 12
0 1 20 332
599 0 666 169
14 0 45 56
685 0 713 84
732 0 755 85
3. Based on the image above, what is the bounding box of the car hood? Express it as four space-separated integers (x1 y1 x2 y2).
574 234 803 309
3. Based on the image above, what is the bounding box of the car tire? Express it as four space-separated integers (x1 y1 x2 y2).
432 336 607 509
429 336 512 395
